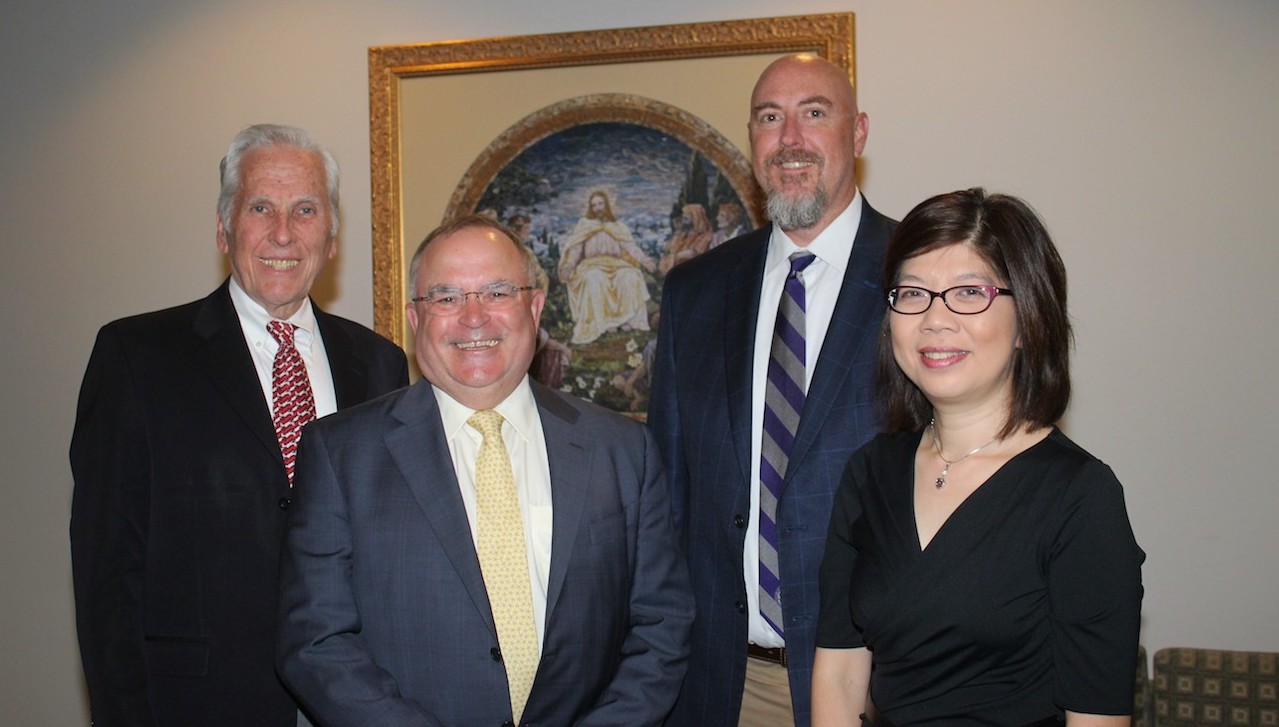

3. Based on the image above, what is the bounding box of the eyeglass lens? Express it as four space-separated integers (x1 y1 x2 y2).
888 286 1004 315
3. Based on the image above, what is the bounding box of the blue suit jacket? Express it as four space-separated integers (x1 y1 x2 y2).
648 201 895 727
277 380 693 727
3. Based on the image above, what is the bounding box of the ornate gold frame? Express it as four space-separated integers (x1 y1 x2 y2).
369 13 855 346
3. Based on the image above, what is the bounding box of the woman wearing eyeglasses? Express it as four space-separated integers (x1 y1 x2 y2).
812 189 1144 727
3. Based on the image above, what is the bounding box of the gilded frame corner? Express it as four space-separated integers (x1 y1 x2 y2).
369 13 855 346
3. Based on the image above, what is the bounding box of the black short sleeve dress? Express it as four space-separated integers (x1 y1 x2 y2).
817 428 1144 726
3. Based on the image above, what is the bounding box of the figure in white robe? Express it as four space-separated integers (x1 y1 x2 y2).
558 191 655 345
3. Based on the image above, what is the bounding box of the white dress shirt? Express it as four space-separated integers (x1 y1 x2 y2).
228 277 338 419
745 192 864 647
433 377 554 652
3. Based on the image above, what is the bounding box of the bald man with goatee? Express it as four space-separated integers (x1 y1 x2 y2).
649 54 898 727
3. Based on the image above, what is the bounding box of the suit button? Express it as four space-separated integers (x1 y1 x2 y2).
501 722 515 727
733 514 745 528
278 497 291 510
491 647 502 662
735 600 746 614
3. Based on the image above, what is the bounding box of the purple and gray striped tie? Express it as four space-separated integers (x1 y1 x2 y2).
759 250 816 636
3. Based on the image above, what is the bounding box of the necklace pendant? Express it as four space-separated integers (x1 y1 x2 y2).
928 420 997 492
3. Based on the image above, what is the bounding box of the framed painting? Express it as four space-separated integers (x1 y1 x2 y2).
369 13 855 412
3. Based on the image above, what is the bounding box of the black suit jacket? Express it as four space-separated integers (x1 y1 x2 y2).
70 279 407 727
649 200 896 727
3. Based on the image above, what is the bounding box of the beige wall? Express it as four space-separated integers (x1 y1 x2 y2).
2 0 1275 722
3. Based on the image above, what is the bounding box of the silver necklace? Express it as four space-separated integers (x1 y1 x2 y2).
929 419 998 489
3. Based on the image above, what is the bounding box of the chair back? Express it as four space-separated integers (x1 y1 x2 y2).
1152 647 1278 726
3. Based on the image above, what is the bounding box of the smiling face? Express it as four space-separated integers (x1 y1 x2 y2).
216 145 336 319
748 54 868 244
406 225 545 409
890 243 1020 417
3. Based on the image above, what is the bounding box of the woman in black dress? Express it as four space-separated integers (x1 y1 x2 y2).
812 189 1143 727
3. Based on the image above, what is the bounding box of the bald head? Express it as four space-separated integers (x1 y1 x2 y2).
751 53 857 113
748 53 868 245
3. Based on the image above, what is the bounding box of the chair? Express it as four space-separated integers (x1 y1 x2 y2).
1134 644 1152 727
1152 647 1279 726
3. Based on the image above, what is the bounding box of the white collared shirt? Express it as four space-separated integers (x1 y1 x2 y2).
228 277 338 419
745 192 864 647
433 377 554 652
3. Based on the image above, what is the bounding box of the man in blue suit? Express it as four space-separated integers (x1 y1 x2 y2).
277 215 693 726
649 54 897 727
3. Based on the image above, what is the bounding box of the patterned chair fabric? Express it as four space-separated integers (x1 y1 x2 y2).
1153 647 1278 726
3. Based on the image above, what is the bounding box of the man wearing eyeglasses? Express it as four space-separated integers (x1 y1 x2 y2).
277 215 693 726
649 54 898 727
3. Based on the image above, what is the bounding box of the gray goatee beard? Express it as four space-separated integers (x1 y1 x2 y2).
766 184 829 231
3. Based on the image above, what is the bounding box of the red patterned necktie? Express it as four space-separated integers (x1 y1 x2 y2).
267 320 316 487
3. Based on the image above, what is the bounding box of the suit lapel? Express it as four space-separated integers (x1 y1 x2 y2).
384 382 497 634
315 310 369 409
788 203 893 480
532 385 588 622
724 228 770 488
191 281 281 463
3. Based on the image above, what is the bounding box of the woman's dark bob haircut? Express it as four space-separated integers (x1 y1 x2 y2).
877 188 1072 437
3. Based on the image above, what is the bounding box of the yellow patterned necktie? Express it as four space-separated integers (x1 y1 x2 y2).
468 409 539 723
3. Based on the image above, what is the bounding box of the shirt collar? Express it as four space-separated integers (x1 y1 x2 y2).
766 189 863 275
227 276 319 354
433 376 539 444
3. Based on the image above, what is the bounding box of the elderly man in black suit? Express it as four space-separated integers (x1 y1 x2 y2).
70 123 408 726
